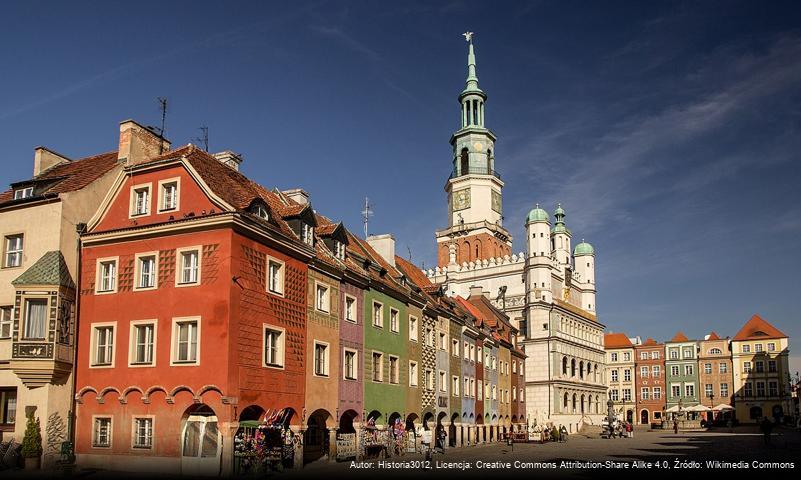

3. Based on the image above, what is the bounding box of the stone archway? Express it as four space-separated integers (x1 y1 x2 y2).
304 409 333 464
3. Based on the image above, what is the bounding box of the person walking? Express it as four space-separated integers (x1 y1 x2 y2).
559 424 568 443
760 417 773 446
673 418 679 434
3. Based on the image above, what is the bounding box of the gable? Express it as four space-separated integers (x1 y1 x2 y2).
91 162 224 233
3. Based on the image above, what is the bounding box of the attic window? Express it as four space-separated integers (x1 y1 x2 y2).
252 204 269 221
301 224 314 246
334 241 345 260
13 187 33 200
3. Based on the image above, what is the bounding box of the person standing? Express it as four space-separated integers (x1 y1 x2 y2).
673 419 679 434
760 417 773 446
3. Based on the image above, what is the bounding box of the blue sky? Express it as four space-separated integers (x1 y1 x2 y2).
2 1 800 372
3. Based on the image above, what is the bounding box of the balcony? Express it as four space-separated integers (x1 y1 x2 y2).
449 167 501 180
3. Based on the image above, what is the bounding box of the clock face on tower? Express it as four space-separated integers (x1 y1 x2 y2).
453 188 471 211
491 190 502 214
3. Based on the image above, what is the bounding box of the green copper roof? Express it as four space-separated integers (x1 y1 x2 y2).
527 204 549 223
461 37 484 96
574 241 595 256
12 251 75 289
552 203 569 234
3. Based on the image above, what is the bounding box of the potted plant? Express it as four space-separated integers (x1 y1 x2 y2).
21 412 43 470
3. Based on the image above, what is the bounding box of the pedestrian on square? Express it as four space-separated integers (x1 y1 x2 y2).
559 425 568 443
760 417 773 446
673 419 679 434
551 425 559 442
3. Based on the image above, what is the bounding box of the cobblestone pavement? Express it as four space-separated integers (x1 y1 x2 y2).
296 425 801 479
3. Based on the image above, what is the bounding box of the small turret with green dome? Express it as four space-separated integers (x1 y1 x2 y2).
527 203 549 223
573 239 594 256
551 203 571 235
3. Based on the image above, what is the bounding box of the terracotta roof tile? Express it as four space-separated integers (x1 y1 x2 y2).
706 331 721 341
604 333 633 348
669 331 690 342
0 151 119 204
640 338 660 346
732 314 787 341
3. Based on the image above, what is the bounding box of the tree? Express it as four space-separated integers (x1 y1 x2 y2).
21 412 43 459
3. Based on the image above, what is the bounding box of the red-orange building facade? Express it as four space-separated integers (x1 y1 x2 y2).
74 129 314 474
633 338 666 425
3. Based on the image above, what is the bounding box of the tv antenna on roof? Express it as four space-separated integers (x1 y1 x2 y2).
361 197 373 238
195 126 209 152
156 97 168 154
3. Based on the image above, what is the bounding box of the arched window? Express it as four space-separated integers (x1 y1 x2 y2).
460 148 469 176
562 357 568 375
571 359 577 377
572 394 577 413
563 393 569 410
486 149 492 174
579 361 584 379
709 348 722 355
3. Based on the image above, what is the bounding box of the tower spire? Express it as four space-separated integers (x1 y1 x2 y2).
462 32 482 95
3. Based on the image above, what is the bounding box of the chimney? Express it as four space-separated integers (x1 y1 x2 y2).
282 188 309 205
213 151 243 171
118 120 171 165
366 234 395 267
469 285 486 298
33 147 70 176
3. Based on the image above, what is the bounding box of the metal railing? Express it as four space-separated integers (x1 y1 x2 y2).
449 167 501 180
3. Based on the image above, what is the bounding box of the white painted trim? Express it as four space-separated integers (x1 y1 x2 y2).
169 316 201 366
89 321 117 369
128 319 158 368
157 176 181 213
175 246 202 287
343 294 357 323
342 347 358 381
91 415 113 449
94 256 119 295
312 339 330 377
128 182 153 218
266 256 285 297
262 323 286 369
133 251 159 291
131 415 156 450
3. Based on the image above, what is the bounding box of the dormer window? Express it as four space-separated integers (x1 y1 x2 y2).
334 241 345 260
302 223 314 246
13 187 33 200
253 204 269 221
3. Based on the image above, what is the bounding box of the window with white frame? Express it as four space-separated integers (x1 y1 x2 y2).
651 351 660 360
315 283 330 312
92 325 114 366
624 369 631 382
267 259 284 295
452 376 460 397
409 361 418 387
743 361 752 373
173 318 198 364
610 370 618 382
653 365 661 376
343 349 357 380
513 360 517 374
685 383 695 397
13 187 33 199
610 352 618 362
471 378 476 397
159 180 178 212
610 389 619 401
252 204 269 220
23 298 47 340
133 417 153 449
334 241 345 260
425 369 434 391
131 185 151 216
704 384 713 398
439 371 447 392
439 332 447 350
623 389 631 401
452 339 459 357
372 352 383 382
641 388 650 400
372 302 383 328
135 254 157 289
177 249 200 285
97 259 117 293
491 385 497 400
719 383 728 397
704 363 712 374
463 376 469 397
264 326 284 367
669 349 678 359
743 382 753 397
640 366 649 378
344 295 356 323
653 387 662 399
767 342 776 352
671 365 679 376
314 341 329 376
742 344 751 353
682 347 693 359
389 355 399 384
755 343 763 353
3 234 23 268
130 322 155 365
0 306 12 338
408 315 417 341
464 341 469 360
93 417 112 448
623 352 631 362
470 345 475 362
302 223 314 246
478 381 483 399
640 351 648 360
684 364 693 376
485 382 490 399
389 308 399 333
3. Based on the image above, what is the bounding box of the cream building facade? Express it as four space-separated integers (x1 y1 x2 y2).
604 333 636 423
426 36 606 431
0 142 123 465
731 315 792 423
